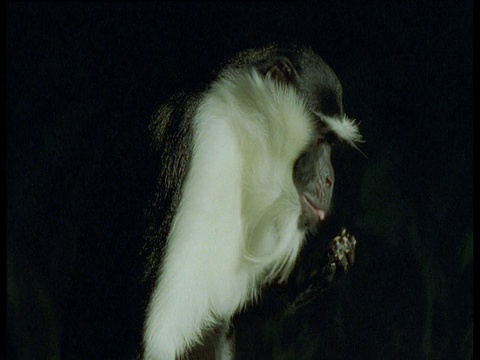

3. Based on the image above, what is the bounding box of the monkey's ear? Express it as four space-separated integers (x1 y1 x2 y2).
264 57 298 85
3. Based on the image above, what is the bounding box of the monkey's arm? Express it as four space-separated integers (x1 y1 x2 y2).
284 228 357 316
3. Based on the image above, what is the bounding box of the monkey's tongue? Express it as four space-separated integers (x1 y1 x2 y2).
315 209 326 221
304 195 326 221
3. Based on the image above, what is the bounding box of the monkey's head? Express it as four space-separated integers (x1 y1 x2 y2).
227 44 362 232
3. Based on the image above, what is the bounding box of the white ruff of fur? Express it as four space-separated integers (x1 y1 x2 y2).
143 69 314 360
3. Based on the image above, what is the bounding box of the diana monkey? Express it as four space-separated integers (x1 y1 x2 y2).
142 44 362 359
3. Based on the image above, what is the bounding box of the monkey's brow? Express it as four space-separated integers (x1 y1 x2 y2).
314 112 363 146
321 130 340 144
313 130 340 149
315 119 336 138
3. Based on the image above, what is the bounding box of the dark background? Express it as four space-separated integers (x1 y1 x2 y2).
6 2 473 359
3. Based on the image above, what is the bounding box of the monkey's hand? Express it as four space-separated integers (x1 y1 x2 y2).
322 228 356 283
285 228 356 316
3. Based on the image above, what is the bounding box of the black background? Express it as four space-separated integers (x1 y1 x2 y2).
6 2 473 359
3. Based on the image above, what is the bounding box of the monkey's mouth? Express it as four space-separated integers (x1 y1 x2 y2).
303 195 327 222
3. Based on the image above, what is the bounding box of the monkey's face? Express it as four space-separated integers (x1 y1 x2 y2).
228 44 362 231
293 138 334 232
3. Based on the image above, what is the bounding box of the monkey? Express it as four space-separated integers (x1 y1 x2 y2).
142 43 362 360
